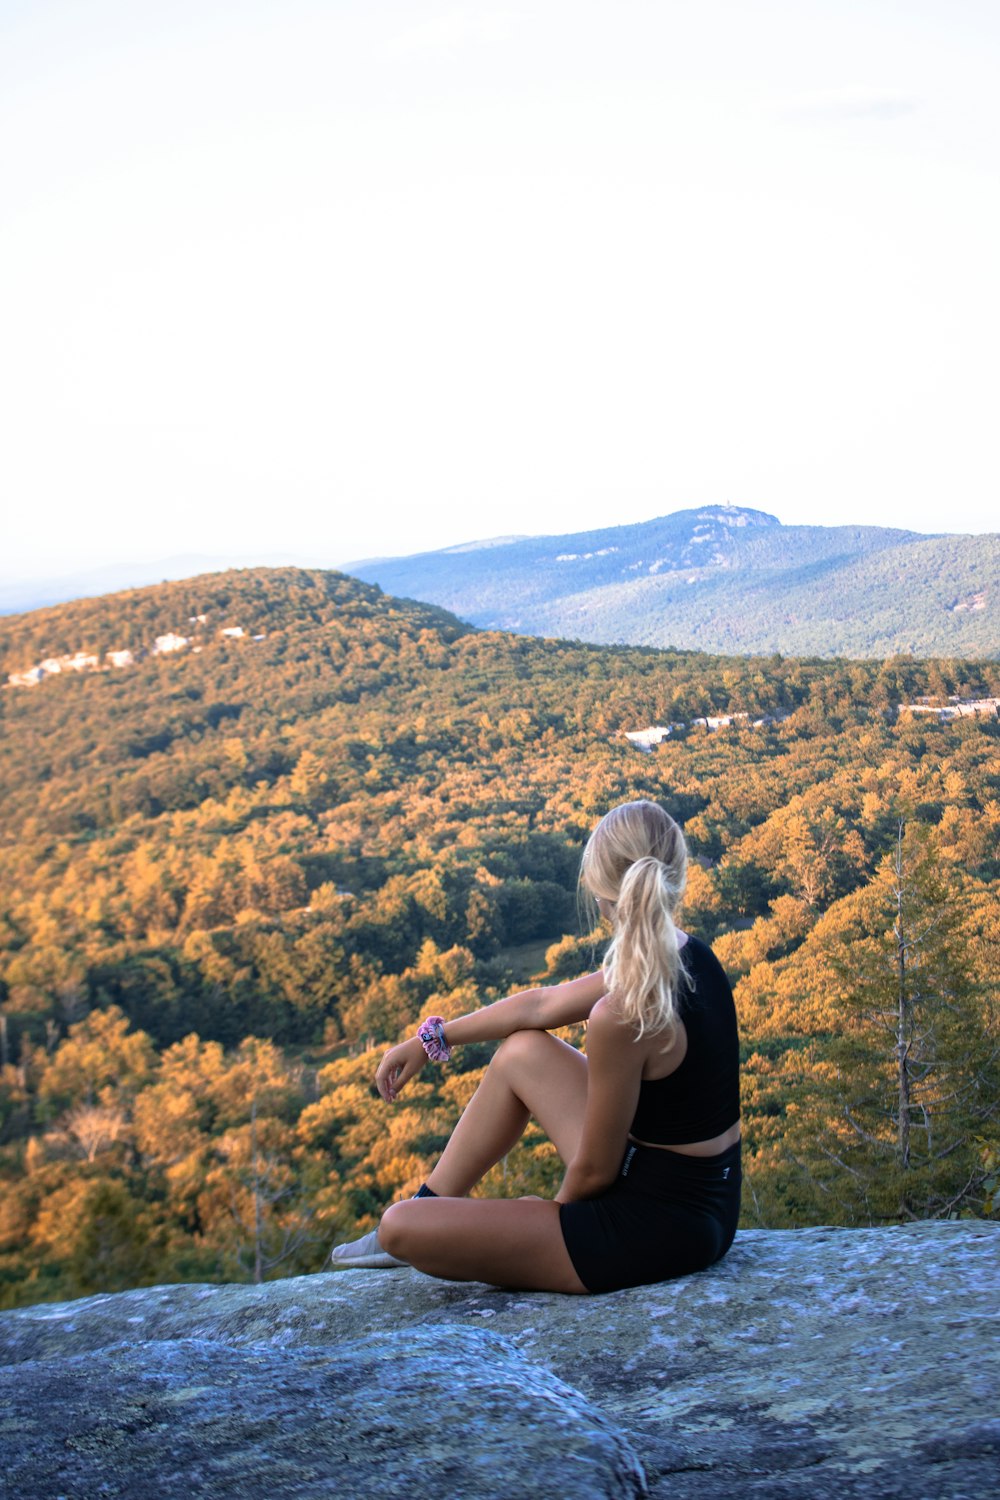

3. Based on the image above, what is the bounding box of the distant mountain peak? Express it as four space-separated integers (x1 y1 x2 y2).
693 504 780 528
351 504 998 660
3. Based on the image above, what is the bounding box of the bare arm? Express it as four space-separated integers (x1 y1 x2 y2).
374 969 607 1101
447 968 607 1044
555 996 643 1203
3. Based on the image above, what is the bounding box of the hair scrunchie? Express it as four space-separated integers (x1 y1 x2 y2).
417 1015 451 1063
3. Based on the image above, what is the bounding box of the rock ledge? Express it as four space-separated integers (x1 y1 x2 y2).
1 1223 997 1499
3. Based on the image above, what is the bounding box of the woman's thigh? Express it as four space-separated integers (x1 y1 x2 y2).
493 1028 589 1167
380 1196 588 1294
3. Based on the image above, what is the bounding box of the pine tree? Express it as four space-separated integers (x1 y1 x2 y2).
781 821 1000 1222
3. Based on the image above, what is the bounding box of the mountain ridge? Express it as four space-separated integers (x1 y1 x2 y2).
350 505 996 658
0 552 318 618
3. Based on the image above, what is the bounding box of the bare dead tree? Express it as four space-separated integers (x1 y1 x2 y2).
224 1096 320 1284
52 1102 129 1162
893 822 912 1171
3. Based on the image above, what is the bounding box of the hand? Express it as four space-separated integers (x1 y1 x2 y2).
375 1036 427 1102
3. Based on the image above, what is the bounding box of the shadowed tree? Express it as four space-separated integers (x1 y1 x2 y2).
776 821 1000 1222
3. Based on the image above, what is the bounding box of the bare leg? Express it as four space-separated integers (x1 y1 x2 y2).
424 1029 589 1196
381 1031 591 1293
336 1031 592 1290
380 1195 588 1293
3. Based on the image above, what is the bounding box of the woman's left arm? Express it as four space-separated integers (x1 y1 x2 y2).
555 998 643 1203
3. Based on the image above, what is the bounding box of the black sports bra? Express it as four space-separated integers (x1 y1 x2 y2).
628 935 740 1146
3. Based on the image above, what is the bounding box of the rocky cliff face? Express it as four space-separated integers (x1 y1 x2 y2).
1 1223 997 1499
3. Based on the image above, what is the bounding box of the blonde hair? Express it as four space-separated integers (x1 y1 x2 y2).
581 800 689 1041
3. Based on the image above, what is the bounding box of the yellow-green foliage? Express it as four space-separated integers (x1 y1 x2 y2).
0 569 998 1306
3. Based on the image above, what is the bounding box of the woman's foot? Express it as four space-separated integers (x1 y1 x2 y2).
329 1227 407 1269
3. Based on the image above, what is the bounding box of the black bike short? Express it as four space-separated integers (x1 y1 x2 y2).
558 1139 741 1294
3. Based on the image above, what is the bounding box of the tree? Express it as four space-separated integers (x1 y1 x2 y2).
217 1097 320 1284
290 749 330 806
55 1101 129 1162
37 1007 155 1116
777 822 1000 1222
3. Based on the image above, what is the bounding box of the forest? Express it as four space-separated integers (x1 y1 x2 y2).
0 567 998 1308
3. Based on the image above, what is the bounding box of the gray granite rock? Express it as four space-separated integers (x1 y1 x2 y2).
1 1223 998 1499
0 1328 645 1500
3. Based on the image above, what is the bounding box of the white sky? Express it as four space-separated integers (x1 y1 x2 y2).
2 0 998 580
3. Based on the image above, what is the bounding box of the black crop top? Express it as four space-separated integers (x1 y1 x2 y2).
628 935 740 1146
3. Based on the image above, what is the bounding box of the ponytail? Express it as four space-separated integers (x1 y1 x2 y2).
581 801 690 1042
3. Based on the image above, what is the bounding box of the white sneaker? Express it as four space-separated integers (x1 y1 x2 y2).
329 1226 406 1269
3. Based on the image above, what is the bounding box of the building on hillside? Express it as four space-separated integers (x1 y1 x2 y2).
625 712 773 748
624 726 677 751
7 667 45 687
35 652 99 675
956 698 1000 718
220 626 245 639
692 713 750 733
152 633 190 654
106 649 135 668
898 698 999 721
898 698 1000 721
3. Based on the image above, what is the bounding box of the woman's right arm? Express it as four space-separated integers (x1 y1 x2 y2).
374 969 606 1101
447 968 607 1044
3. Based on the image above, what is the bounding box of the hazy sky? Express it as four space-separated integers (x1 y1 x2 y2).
2 0 998 580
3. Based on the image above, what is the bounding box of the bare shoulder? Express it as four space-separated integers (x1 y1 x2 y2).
588 994 635 1044
586 996 644 1083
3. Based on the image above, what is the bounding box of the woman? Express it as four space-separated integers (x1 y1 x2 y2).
331 799 741 1294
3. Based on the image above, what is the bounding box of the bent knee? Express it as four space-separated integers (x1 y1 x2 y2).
378 1200 412 1257
494 1027 552 1071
